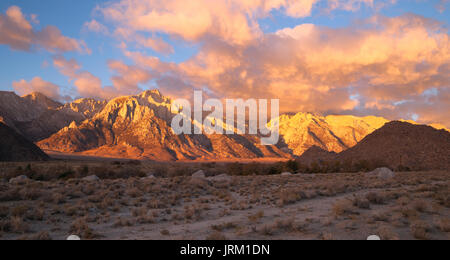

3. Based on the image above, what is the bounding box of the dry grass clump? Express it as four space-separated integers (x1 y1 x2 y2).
400 206 418 219
126 187 143 198
50 193 66 205
274 218 300 232
206 231 228 240
183 204 203 221
278 188 305 206
332 199 356 217
365 192 386 205
70 218 98 239
260 225 275 236
434 218 450 233
113 217 135 227
371 211 390 222
211 222 237 232
319 232 334 240
30 231 52 240
410 220 431 240
230 200 250 211
248 211 264 223
11 204 28 217
10 216 30 233
160 229 170 236
396 196 410 206
411 199 428 213
0 205 8 218
0 188 22 202
19 188 42 201
26 207 45 221
376 225 400 240
132 207 156 224
352 196 370 209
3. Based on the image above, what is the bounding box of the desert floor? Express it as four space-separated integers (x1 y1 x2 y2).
0 160 448 240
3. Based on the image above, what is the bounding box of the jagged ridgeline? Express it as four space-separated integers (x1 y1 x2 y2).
0 90 448 161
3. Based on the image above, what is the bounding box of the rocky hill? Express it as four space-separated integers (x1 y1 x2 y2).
0 122 49 161
299 121 450 171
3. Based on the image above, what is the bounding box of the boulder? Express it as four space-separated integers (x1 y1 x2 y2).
367 168 395 180
9 175 30 185
67 235 81 240
141 175 156 181
192 170 206 179
82 175 100 182
367 235 381 240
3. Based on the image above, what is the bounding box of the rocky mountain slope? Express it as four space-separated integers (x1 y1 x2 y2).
22 92 63 110
37 90 289 160
60 98 107 119
0 92 104 141
276 113 389 155
299 121 450 170
0 122 49 161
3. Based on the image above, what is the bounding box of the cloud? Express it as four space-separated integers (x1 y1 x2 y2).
53 55 81 78
436 0 449 13
53 55 149 99
13 77 65 101
117 14 449 127
108 60 154 93
83 19 109 34
0 6 90 53
98 0 379 46
134 35 174 54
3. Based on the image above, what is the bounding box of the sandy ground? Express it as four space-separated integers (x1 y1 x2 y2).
0 171 449 240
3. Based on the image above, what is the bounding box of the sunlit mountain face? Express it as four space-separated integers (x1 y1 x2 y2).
0 0 448 129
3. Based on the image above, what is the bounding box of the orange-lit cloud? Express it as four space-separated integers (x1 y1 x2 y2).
83 19 109 35
53 55 150 99
99 0 379 46
13 77 65 101
113 13 449 126
0 6 90 53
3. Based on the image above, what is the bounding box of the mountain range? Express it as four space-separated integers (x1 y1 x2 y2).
0 90 448 162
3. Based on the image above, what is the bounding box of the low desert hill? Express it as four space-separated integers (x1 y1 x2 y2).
299 121 450 171
0 122 49 161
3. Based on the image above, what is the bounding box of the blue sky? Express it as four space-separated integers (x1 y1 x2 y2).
0 0 447 95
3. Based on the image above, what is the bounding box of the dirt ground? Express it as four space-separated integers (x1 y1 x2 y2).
0 166 448 240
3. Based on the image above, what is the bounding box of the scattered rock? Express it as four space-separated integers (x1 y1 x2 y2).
192 170 206 179
9 175 30 185
367 168 395 180
367 235 381 240
281 172 293 176
141 175 156 181
82 175 100 182
67 235 81 240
